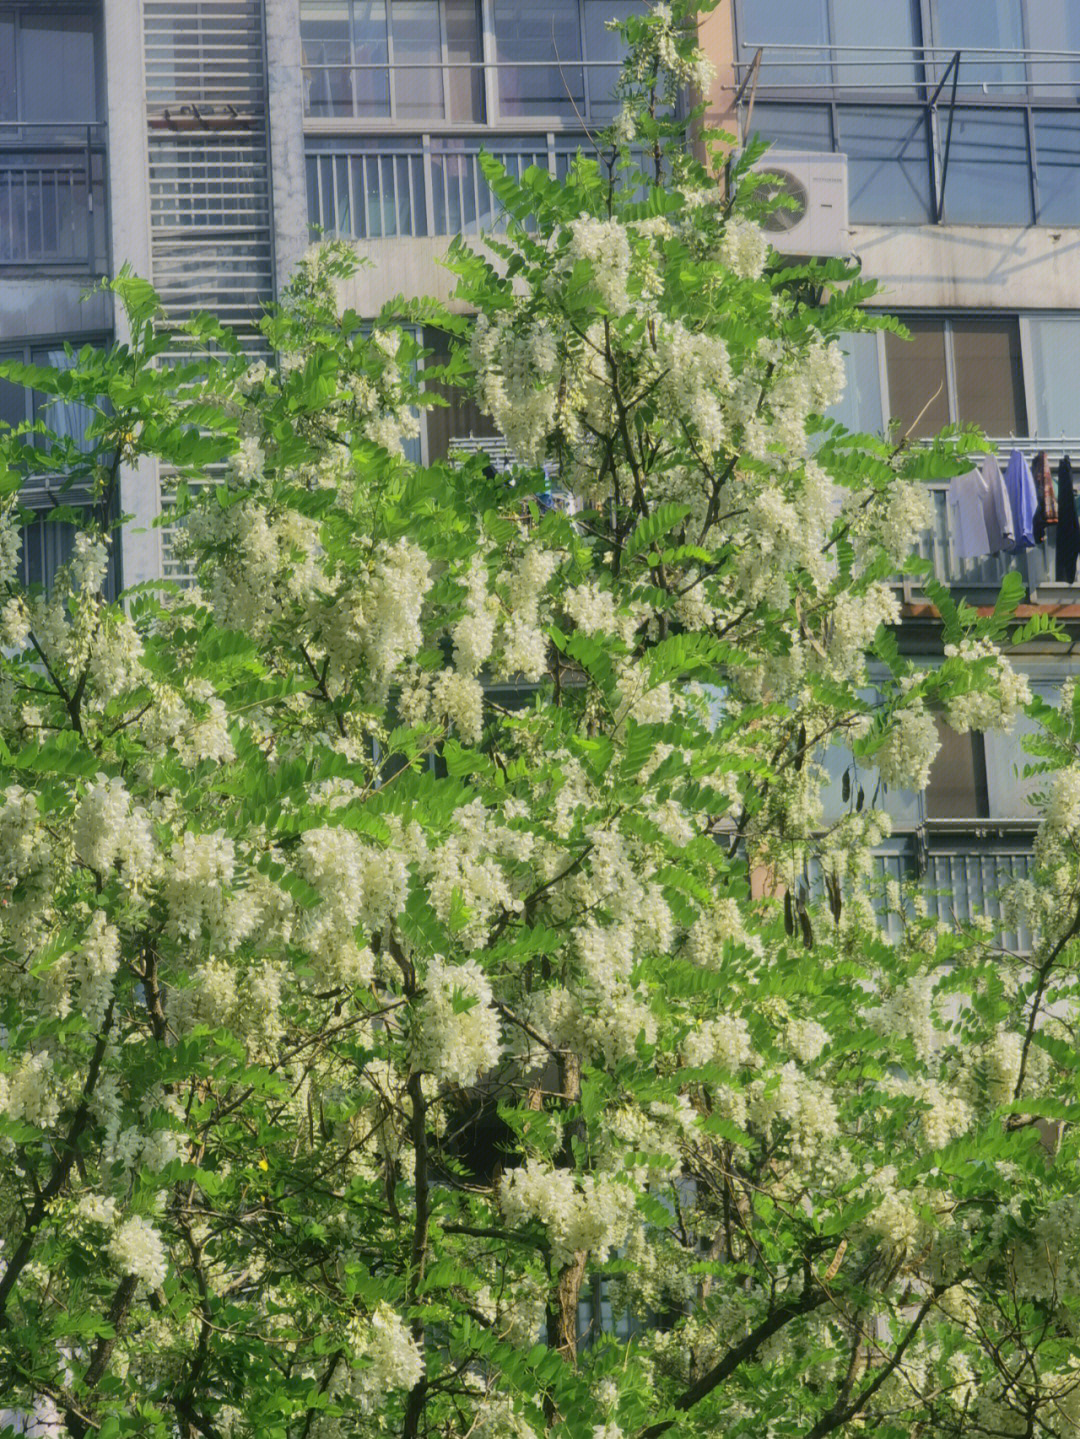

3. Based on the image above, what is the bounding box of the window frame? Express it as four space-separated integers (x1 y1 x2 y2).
300 0 641 130
0 330 115 596
0 1 103 127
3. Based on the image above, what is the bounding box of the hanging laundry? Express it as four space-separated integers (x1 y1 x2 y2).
1003 449 1037 550
1033 450 1057 543
947 467 992 559
1055 455 1080 583
978 455 1015 553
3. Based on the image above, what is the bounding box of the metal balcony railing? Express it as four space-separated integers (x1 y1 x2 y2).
0 123 107 271
732 43 1080 98
307 132 645 241
895 440 1080 600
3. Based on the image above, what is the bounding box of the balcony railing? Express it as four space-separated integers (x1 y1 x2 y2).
307 132 645 240
732 43 1080 98
809 824 1038 951
898 440 1080 599
0 123 107 271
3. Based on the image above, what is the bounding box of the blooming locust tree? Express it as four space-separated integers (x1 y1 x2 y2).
1 5 1079 1437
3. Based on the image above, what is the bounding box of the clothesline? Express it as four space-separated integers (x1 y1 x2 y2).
947 447 1080 581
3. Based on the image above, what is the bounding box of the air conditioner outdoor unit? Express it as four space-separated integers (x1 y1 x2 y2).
746 150 850 258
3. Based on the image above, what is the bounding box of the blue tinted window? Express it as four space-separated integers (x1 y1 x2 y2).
736 0 830 86
1035 112 1080 225
943 109 1031 224
746 103 833 153
933 0 1026 93
840 106 931 223
827 331 884 435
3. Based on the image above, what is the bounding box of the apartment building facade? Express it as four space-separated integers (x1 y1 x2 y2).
4 0 1079 933
699 0 1080 940
0 0 647 594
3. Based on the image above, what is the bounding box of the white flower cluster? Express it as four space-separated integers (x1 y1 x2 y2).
564 582 618 638
0 785 45 886
500 1160 637 1267
718 217 769 281
560 215 632 316
297 825 406 980
347 1303 424 1401
498 547 558 681
74 775 156 890
0 1050 60 1128
472 314 560 465
875 702 940 792
453 554 497 676
784 1018 830 1064
70 532 109 595
655 321 730 453
163 829 242 945
108 1215 169 1290
684 1014 755 1071
0 509 20 587
73 910 121 1027
423 799 523 950
410 956 502 1087
944 640 1031 734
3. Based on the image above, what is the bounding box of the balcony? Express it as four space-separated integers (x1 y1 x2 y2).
733 44 1080 227
306 132 641 240
896 442 1080 603
0 123 107 272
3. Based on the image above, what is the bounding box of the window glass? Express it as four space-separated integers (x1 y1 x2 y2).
933 0 1025 92
584 1 640 118
1023 1 1080 98
392 1 445 120
839 106 931 223
20 12 98 124
827 331 883 435
1034 112 1080 225
885 319 948 439
1026 315 1080 438
950 319 1026 437
0 18 15 123
444 0 484 123
745 103 833 154
301 1 356 117
925 721 988 819
983 685 1056 818
830 0 921 89
943 109 1031 225
736 0 829 86
493 0 584 119
353 0 392 116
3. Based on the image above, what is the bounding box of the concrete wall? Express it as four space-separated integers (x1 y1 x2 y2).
266 0 310 296
0 281 111 345
335 236 480 315
850 224 1080 313
103 0 161 588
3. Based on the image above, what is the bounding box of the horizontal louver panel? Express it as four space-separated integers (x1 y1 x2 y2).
144 0 273 347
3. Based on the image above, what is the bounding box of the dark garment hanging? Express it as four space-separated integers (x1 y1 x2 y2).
1055 455 1080 583
1033 450 1058 543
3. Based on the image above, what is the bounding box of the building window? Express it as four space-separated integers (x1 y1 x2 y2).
1027 315 1080 439
0 337 110 592
301 0 641 125
884 316 1027 440
301 0 486 124
734 0 921 90
837 106 931 224
0 4 105 270
943 109 1032 225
